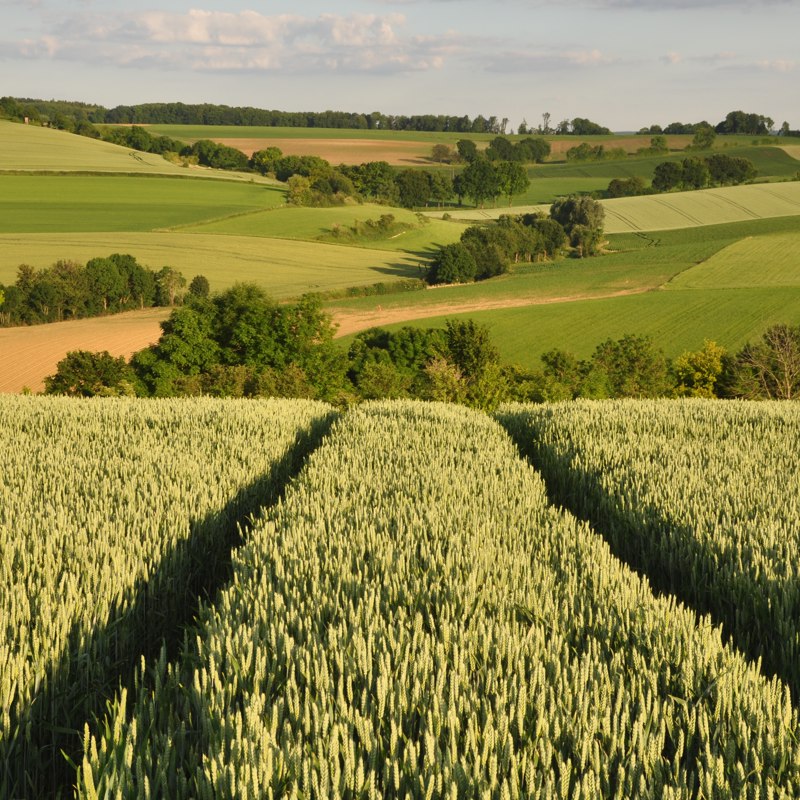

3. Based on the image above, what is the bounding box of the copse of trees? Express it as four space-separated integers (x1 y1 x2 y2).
129 285 345 400
715 110 774 136
455 137 550 165
606 176 647 198
0 254 191 326
652 154 757 192
549 195 605 257
640 111 776 137
427 212 569 285
452 157 530 208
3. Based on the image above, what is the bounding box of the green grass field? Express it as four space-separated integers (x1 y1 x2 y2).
333 215 800 362
0 120 274 183
0 175 285 234
184 203 466 253
347 287 800 366
668 231 800 289
0 231 421 295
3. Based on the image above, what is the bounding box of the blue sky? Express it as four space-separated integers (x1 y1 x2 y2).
1 0 798 131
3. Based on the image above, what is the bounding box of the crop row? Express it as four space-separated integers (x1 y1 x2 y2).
497 399 800 700
81 401 800 798
0 396 334 797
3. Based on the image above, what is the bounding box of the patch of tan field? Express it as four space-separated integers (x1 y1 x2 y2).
214 138 432 166
780 146 800 161
330 288 649 338
0 308 168 394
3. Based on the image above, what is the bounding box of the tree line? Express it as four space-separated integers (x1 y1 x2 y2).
0 97 510 134
0 254 202 326
44 282 800 406
639 110 795 137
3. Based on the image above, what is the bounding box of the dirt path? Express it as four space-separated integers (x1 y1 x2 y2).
330 287 651 338
0 309 168 393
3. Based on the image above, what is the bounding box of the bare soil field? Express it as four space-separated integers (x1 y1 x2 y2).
0 309 168 393
215 138 432 166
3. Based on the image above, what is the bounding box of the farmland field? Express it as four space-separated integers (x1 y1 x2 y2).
356 286 800 365
432 180 800 230
0 174 285 235
668 231 800 288
0 395 334 797
0 231 421 296
184 202 466 251
499 399 800 697
0 308 167 393
329 215 800 341
0 119 273 183
74 400 800 797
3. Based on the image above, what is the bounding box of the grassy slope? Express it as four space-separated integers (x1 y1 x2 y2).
437 181 800 231
184 204 466 253
333 216 800 363
353 287 800 366
0 175 286 234
669 231 800 288
0 232 421 294
0 119 273 183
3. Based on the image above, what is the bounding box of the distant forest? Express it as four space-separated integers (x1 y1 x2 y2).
1 96 514 134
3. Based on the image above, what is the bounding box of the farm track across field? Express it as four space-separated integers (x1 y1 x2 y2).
330 287 652 337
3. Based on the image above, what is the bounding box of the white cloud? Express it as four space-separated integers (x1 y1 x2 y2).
756 58 797 72
10 8 452 74
484 48 619 73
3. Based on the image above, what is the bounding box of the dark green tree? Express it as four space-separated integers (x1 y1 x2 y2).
460 158 500 208
495 161 530 206
188 275 211 298
427 243 478 285
85 257 125 311
456 139 478 163
651 161 683 192
45 350 136 396
395 169 431 208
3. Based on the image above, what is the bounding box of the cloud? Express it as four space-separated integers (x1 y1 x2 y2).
10 9 453 74
484 48 619 73
755 58 797 72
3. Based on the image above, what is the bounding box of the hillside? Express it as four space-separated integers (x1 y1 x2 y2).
2 118 800 394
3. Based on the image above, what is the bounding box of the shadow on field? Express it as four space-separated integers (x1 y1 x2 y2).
371 261 423 279
2 412 336 800
496 413 800 705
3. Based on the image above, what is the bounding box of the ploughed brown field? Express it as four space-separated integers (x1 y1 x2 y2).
214 138 432 166
0 309 168 393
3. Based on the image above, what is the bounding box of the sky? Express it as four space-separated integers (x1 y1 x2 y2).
1 0 798 132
